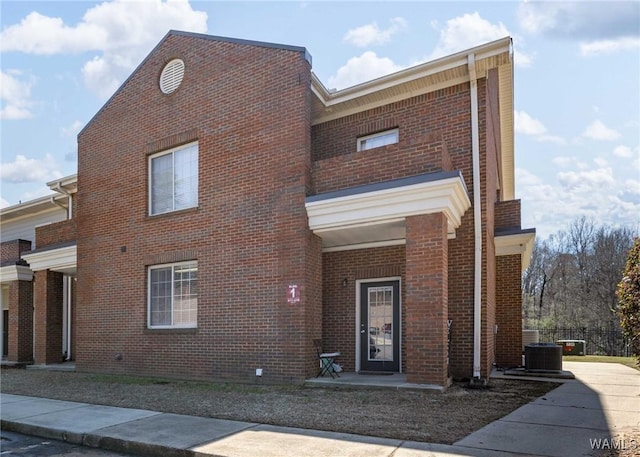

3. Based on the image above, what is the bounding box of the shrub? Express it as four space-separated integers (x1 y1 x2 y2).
616 237 640 366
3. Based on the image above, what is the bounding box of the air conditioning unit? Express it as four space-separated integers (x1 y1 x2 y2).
525 343 563 372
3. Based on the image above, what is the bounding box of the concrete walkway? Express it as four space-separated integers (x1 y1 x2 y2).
1 361 638 457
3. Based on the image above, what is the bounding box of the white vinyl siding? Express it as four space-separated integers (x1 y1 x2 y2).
0 207 67 247
149 142 198 215
148 261 197 329
357 129 399 152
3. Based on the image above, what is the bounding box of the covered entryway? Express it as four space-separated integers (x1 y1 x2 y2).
359 279 400 372
306 171 471 386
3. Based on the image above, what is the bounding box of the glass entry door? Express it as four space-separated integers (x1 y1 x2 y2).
360 280 400 372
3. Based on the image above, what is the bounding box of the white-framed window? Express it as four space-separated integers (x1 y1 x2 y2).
149 142 198 215
357 129 399 152
148 261 198 329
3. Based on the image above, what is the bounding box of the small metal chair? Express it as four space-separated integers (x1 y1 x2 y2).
314 338 341 378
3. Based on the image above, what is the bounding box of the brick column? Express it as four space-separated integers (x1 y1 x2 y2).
496 254 523 367
8 280 33 362
404 213 449 386
34 270 64 364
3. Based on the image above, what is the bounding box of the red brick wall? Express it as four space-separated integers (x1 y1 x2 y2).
76 34 318 382
496 254 523 367
312 133 452 194
8 280 33 362
321 246 405 371
405 213 448 385
34 269 64 364
1 240 32 264
495 200 522 230
35 219 77 248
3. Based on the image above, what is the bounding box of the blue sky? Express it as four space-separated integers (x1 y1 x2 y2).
1 0 639 239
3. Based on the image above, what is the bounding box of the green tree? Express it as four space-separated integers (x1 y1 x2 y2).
616 238 640 365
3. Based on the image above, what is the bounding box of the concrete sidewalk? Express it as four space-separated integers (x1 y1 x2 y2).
1 361 638 457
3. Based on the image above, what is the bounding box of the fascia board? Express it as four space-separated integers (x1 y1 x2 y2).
495 231 536 272
22 244 77 272
311 37 511 108
306 176 470 233
0 265 33 283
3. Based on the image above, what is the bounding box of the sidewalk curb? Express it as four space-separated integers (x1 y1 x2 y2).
1 419 199 457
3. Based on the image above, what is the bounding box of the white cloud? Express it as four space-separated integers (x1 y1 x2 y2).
552 156 574 167
518 2 640 39
0 154 63 184
514 110 566 144
515 110 546 136
594 157 608 168
327 51 403 90
624 179 640 195
613 145 633 158
429 12 509 59
582 120 621 141
517 165 640 240
61 120 84 137
1 0 208 99
0 70 35 119
428 12 533 68
580 37 640 56
343 17 407 47
0 197 9 209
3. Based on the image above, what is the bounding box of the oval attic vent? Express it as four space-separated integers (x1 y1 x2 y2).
159 59 185 94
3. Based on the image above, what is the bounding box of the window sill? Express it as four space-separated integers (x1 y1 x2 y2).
144 327 198 335
146 206 200 220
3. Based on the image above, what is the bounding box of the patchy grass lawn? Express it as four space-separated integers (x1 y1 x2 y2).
1 368 557 444
563 355 639 370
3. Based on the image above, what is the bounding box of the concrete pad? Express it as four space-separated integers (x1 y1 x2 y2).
193 424 403 457
534 391 640 412
95 413 255 450
395 441 525 457
0 393 34 404
560 381 640 396
455 421 610 457
0 396 88 420
16 404 160 434
501 403 609 430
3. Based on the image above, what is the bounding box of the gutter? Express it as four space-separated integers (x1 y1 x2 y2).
468 54 483 380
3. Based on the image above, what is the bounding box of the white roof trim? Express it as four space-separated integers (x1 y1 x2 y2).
306 175 471 238
22 244 77 273
0 265 33 283
495 231 536 272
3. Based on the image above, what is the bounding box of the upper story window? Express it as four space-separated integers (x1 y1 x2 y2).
148 261 198 329
149 142 198 215
357 129 399 152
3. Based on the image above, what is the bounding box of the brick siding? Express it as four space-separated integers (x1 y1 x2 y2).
76 33 319 383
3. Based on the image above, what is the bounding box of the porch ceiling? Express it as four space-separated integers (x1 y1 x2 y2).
306 171 470 251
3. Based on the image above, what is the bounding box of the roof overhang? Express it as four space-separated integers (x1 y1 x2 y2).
311 36 514 200
495 229 536 272
306 171 471 251
22 244 77 276
1 174 77 222
0 265 33 283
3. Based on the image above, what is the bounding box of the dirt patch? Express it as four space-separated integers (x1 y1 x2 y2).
1 368 557 444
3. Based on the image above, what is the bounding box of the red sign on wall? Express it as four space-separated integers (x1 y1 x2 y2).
287 284 300 303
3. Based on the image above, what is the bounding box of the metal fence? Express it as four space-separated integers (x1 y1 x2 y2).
526 327 631 357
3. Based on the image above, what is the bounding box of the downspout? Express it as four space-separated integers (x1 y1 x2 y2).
52 181 74 361
468 54 483 380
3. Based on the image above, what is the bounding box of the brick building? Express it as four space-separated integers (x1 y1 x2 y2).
0 31 534 388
